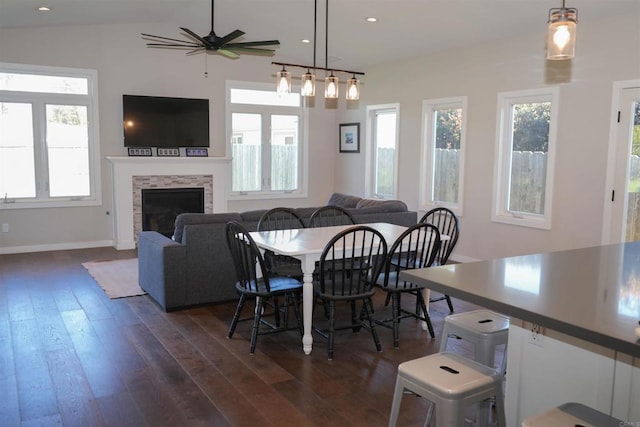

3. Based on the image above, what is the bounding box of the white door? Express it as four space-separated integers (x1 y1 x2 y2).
608 86 640 243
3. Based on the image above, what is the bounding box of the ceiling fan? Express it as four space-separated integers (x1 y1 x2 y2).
141 0 280 59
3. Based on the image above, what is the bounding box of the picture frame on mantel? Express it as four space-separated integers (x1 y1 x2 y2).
339 123 360 153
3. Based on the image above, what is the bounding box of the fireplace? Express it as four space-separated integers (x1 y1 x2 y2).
106 156 230 250
142 187 205 237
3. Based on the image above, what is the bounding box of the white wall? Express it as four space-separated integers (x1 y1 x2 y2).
0 22 338 253
334 12 640 261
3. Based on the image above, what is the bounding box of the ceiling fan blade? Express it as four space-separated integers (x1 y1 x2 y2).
226 47 276 54
187 47 206 55
217 49 240 59
146 43 201 48
141 33 200 45
180 27 208 45
224 40 280 48
217 29 245 45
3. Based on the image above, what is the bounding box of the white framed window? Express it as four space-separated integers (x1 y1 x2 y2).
365 103 399 199
226 81 307 199
419 96 467 215
0 62 101 209
493 87 559 229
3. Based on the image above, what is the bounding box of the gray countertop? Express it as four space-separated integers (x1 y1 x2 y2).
400 241 640 357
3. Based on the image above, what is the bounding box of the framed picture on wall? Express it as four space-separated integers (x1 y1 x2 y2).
339 123 360 153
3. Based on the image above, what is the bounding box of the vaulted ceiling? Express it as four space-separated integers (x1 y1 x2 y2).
1 0 638 70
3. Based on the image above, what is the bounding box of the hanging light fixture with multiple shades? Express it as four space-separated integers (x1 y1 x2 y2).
273 0 364 100
547 0 578 60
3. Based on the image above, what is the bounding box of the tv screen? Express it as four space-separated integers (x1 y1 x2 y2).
123 95 210 148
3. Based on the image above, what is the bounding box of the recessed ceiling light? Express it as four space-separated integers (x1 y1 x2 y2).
365 17 377 23
37 6 51 12
301 39 311 44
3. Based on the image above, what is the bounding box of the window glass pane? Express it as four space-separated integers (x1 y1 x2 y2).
433 107 461 203
232 113 262 192
230 88 300 107
0 102 36 198
0 72 88 94
508 102 551 215
46 104 90 197
375 111 396 197
271 115 298 191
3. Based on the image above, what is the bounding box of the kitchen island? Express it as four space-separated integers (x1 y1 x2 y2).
400 241 640 424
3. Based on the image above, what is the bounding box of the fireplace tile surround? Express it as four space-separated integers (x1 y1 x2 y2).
107 156 230 250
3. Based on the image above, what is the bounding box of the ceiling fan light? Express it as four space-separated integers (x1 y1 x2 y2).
346 75 359 100
301 69 316 97
277 66 292 94
324 72 339 99
546 2 577 60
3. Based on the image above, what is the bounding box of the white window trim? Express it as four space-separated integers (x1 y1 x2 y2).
419 96 467 216
492 87 559 230
365 103 400 199
225 80 308 201
0 62 101 210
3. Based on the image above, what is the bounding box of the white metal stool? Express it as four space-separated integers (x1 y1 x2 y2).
439 310 509 373
522 402 623 426
388 352 506 427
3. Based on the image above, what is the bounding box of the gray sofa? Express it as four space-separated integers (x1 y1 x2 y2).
137 193 417 311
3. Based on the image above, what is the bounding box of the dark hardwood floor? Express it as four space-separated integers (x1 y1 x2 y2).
0 247 484 427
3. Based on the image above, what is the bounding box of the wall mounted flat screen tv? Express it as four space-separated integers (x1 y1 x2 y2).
123 95 210 148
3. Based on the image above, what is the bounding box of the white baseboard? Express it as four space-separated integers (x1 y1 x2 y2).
0 240 114 255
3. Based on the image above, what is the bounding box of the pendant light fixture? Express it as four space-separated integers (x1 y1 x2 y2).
272 0 363 101
276 65 291 93
547 0 578 60
301 1 318 97
346 74 360 100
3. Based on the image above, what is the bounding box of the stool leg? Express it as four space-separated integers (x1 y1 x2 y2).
439 323 450 352
388 376 405 427
493 386 506 427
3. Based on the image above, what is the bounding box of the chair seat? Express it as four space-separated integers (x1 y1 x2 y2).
375 271 423 291
235 276 303 296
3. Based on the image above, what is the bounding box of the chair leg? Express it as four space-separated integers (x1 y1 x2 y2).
291 292 303 335
328 301 336 360
445 294 454 313
391 293 400 349
350 300 360 332
363 297 382 352
250 297 265 354
227 294 246 338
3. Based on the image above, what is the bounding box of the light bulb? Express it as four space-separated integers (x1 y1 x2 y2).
553 25 571 49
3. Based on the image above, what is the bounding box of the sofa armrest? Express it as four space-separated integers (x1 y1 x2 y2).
137 231 187 311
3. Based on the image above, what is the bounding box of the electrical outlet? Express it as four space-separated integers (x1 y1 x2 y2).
528 324 544 347
1 223 8 233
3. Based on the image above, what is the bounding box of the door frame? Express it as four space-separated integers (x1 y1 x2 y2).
601 79 640 244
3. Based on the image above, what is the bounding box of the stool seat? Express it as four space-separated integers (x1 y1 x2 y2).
389 352 505 427
440 309 509 372
522 402 623 427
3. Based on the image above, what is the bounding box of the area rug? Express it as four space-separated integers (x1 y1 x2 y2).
81 258 146 299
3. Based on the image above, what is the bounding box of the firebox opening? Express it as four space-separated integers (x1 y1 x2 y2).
141 187 204 238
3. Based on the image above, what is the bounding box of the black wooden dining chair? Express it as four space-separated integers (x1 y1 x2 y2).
308 205 356 228
257 207 306 279
225 221 303 354
374 222 441 347
420 207 459 312
313 225 388 359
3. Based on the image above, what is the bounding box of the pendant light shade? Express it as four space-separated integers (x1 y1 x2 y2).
301 69 316 96
346 74 360 100
325 72 339 99
547 1 578 60
276 66 291 94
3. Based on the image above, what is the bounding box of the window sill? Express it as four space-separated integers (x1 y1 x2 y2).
0 198 101 210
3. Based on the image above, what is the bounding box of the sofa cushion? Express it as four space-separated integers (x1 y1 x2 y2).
355 198 408 212
327 192 362 208
173 212 243 243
